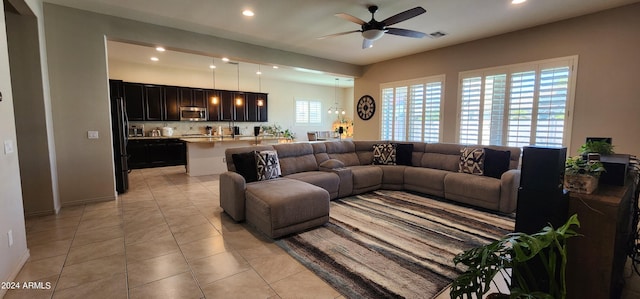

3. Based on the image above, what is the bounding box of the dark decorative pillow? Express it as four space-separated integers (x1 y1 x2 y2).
255 150 282 181
459 147 485 175
372 143 396 165
483 148 511 179
232 151 258 183
394 143 414 166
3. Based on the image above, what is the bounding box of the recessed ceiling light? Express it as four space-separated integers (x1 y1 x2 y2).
272 66 279 69
209 65 216 69
242 10 254 17
222 57 230 62
150 57 159 61
256 71 262 75
512 0 526 4
155 47 165 52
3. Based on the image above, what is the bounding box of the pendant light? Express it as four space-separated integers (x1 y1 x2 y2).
328 78 345 115
257 65 264 107
210 57 218 105
235 62 243 106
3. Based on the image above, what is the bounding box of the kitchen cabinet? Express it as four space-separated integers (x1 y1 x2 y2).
233 92 247 121
179 87 207 108
164 86 180 121
206 89 221 121
123 83 145 121
220 90 234 121
246 92 268 122
145 85 164 121
127 139 186 169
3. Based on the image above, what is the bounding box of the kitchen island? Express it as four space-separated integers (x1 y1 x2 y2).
180 135 287 176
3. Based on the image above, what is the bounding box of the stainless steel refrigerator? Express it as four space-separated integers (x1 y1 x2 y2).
110 80 129 193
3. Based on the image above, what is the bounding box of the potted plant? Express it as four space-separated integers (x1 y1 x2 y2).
578 140 614 161
450 214 580 299
564 156 606 194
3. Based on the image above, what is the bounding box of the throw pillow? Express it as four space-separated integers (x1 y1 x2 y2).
232 151 258 183
483 148 511 179
372 143 396 165
394 143 414 166
319 159 345 170
459 147 485 175
255 150 282 181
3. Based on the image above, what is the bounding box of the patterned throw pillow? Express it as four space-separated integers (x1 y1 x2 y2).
459 147 485 175
373 143 396 165
255 150 282 181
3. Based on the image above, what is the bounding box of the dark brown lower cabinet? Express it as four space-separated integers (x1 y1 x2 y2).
127 139 186 169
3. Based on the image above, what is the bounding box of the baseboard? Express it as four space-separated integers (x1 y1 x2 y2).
0 249 31 298
61 195 115 207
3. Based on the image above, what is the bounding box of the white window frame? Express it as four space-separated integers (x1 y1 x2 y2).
380 75 445 142
456 56 578 148
294 98 322 125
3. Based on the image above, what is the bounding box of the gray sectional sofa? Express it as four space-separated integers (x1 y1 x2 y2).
220 140 521 238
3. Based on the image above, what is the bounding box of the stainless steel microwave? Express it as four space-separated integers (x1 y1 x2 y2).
180 107 207 121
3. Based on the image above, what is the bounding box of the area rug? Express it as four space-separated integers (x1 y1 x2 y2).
276 190 515 299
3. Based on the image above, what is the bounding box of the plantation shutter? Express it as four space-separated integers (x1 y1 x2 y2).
458 56 576 147
381 75 444 142
295 100 309 124
308 101 322 124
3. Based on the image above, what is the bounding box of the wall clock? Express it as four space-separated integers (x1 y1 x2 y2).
357 95 375 120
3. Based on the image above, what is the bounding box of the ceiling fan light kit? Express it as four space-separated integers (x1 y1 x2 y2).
323 5 428 49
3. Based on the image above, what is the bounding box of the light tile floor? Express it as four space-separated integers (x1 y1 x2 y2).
7 165 640 298
7 166 341 299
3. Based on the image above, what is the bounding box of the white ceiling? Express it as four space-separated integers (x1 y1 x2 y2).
48 0 640 86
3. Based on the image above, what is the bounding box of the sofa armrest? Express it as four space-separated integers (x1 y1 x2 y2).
499 169 521 213
220 171 247 222
323 167 353 198
319 158 345 171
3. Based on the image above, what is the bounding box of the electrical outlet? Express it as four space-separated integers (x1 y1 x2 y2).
222 157 226 163
8 230 13 247
87 131 99 139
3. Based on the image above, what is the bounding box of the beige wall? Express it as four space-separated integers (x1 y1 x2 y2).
5 3 58 216
43 3 360 205
354 3 640 158
0 1 29 291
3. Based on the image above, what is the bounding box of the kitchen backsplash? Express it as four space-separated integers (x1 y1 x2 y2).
130 121 268 136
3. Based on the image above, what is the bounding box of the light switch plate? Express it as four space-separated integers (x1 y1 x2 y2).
87 131 99 139
4 140 14 155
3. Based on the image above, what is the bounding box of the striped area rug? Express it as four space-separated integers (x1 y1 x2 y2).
276 190 514 299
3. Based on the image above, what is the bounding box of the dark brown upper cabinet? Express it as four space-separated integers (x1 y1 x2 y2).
206 89 221 121
144 85 164 121
246 92 268 122
164 86 180 121
123 83 145 121
233 92 247 122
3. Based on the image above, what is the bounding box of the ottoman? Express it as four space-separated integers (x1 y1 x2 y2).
245 178 330 238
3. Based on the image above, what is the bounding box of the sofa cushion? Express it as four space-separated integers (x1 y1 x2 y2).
285 171 340 199
232 151 258 183
459 147 484 175
444 172 501 210
403 167 448 197
379 165 406 190
325 141 360 166
395 143 414 166
483 148 511 179
422 143 464 171
373 143 396 165
354 140 378 164
349 165 383 194
273 143 318 175
255 150 282 181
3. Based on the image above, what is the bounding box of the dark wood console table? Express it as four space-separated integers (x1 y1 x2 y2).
566 179 636 299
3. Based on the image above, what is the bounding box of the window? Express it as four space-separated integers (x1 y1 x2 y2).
381 75 444 142
458 56 577 148
295 99 322 124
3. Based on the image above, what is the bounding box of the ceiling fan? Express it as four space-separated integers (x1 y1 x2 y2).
320 5 427 49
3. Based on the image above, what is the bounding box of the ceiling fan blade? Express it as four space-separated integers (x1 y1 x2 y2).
385 28 427 38
381 7 426 26
317 30 361 39
335 13 366 25
362 39 374 49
